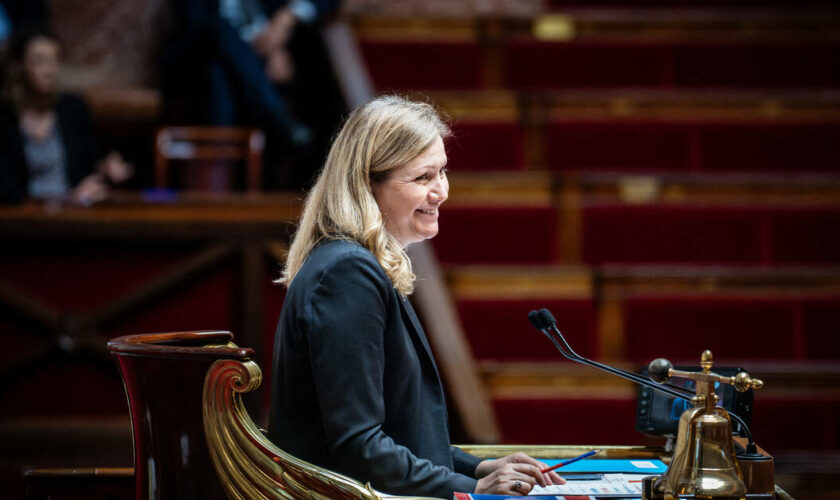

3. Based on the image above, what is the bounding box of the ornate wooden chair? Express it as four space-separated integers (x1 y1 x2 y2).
107 330 249 499
108 331 437 500
154 126 265 191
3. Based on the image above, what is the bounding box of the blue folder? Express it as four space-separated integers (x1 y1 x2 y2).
541 458 667 474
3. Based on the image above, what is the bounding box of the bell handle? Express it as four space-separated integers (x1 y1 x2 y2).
647 359 763 393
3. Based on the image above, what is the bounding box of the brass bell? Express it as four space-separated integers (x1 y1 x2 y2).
647 351 763 500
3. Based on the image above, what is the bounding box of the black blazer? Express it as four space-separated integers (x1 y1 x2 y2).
268 239 481 498
0 93 98 204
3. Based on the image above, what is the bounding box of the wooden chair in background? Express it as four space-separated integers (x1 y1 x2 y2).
154 126 266 192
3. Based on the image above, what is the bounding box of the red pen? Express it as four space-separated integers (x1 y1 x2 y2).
540 449 602 474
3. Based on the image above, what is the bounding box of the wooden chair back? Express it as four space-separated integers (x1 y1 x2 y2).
107 330 253 499
154 126 266 191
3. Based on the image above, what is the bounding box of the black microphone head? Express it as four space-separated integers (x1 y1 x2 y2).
648 358 673 383
538 308 557 327
528 310 545 330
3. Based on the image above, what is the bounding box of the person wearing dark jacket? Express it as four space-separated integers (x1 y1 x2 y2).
163 0 338 141
268 95 565 498
163 0 343 189
0 29 131 204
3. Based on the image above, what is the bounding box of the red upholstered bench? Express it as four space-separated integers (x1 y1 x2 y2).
504 39 840 89
801 298 840 360
494 397 640 445
432 206 557 264
751 395 840 452
772 207 840 264
622 295 840 363
545 121 840 172
698 123 840 172
360 40 484 90
582 203 769 264
448 121 526 171
546 121 692 171
582 203 840 265
505 40 666 89
623 296 799 363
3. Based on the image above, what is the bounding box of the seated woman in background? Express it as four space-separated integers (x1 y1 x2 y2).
0 28 132 205
268 95 565 497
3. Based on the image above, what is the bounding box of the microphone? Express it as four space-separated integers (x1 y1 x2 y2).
530 308 692 400
528 307 758 455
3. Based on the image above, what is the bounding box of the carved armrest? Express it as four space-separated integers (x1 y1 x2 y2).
202 358 440 500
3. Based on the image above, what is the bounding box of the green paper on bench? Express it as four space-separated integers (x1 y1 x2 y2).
542 458 667 474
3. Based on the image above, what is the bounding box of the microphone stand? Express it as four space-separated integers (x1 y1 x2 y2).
528 308 758 455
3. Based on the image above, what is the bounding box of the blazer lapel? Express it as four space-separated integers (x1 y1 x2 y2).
398 296 440 375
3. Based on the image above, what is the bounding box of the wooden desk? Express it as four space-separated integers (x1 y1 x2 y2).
458 444 664 460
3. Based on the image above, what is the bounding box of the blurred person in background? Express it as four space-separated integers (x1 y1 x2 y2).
163 0 344 190
0 29 133 205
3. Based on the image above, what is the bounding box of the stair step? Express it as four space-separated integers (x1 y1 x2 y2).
352 10 840 43
431 91 840 173
445 264 840 363
357 31 840 90
448 170 840 204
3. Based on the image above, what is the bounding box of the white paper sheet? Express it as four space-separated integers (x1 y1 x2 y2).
530 473 650 497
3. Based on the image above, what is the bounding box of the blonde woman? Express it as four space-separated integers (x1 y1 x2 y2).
268 95 563 498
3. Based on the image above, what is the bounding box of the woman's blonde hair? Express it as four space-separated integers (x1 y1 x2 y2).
279 95 451 295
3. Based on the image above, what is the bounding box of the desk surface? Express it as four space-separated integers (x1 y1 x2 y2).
457 444 666 460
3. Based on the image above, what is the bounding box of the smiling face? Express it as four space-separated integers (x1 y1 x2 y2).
372 135 449 248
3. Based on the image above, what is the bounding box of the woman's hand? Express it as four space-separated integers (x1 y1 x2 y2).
474 452 565 496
